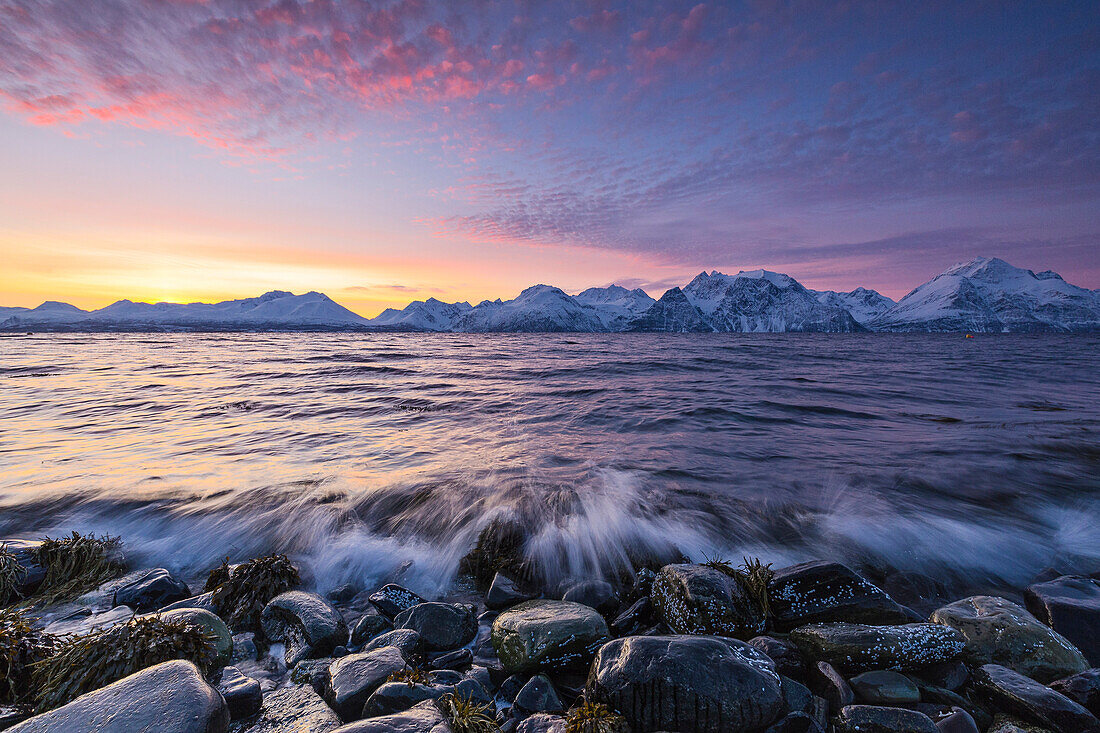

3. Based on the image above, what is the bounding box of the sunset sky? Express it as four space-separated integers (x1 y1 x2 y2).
1 0 1097 316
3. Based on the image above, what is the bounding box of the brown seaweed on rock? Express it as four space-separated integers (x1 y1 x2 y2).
437 692 500 733
0 544 28 607
30 532 123 605
32 615 217 712
209 553 300 631
0 608 57 705
566 700 631 733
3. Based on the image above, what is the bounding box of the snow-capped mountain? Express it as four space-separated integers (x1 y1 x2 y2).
678 270 865 332
871 257 1100 332
0 301 88 324
371 297 473 331
1 291 371 330
813 287 895 325
626 287 713 332
449 284 607 332
572 285 655 330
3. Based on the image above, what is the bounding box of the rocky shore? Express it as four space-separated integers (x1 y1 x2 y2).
1 530 1098 733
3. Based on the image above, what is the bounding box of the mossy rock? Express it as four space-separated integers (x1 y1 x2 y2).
491 600 608 674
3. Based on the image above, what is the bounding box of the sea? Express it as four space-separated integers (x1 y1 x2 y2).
1 332 1098 598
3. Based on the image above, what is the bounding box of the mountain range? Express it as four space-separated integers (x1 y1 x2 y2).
3 257 1098 333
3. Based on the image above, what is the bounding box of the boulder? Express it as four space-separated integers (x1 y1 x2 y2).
236 684 341 733
394 602 477 652
789 622 965 672
516 714 567 733
362 682 448 718
112 568 190 612
160 590 217 613
650 563 765 637
329 699 452 732
261 591 349 666
561 580 618 616
350 610 392 646
971 664 1100 733
428 648 472 671
362 629 421 657
749 636 805 677
324 645 409 721
491 600 609 674
587 635 785 733
766 711 825 732
485 573 536 611
768 561 910 631
8 660 228 733
157 607 234 668
43 604 133 635
1024 576 1100 666
292 658 334 690
936 708 981 733
1049 668 1100 717
849 670 920 704
808 661 853 712
610 596 652 636
216 666 262 720
369 584 426 619
513 674 562 714
834 705 937 733
987 714 1059 732
779 675 815 715
930 596 1088 682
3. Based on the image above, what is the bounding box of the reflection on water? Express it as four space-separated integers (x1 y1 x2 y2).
0 332 1097 597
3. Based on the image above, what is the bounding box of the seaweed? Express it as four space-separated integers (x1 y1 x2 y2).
0 608 57 705
209 553 300 631
31 532 123 605
32 615 217 712
0 544 28 607
702 553 774 620
203 557 231 593
565 700 630 733
386 662 433 685
437 692 500 733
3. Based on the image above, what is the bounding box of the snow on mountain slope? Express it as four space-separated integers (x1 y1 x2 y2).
681 270 865 332
573 285 655 330
626 287 713 332
871 257 1100 332
370 297 473 331
451 284 606 332
814 287 895 325
0 301 89 327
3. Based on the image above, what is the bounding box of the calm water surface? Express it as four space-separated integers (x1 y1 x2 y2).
1 333 1097 596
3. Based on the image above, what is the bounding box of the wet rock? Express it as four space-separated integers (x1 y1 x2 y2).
112 567 190 612
587 634 784 733
491 600 609 674
1024 576 1100 666
1048 668 1100 717
561 580 618 616
931 596 1088 682
394 602 477 652
500 674 524 703
513 674 562 714
43 604 133 635
329 584 359 603
8 660 228 733
987 713 1058 732
236 684 341 733
766 711 824 733
428 648 472 671
323 645 409 721
835 705 937 733
292 657 334 691
649 563 765 637
465 665 494 693
363 682 447 717
368 584 426 619
157 607 233 668
486 573 536 611
936 708 980 733
769 561 911 631
916 660 970 691
330 699 451 732
971 664 1100 733
808 661 853 712
231 632 259 664
884 571 948 616
459 517 529 590
749 636 805 678
789 622 965 672
261 591 349 666
216 666 261 720
610 596 651 636
361 629 420 657
429 669 463 685
350 610 392 647
780 675 815 714
515 714 566 733
160 590 217 613
849 670 920 704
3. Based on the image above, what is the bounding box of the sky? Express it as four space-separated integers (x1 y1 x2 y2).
1 0 1097 316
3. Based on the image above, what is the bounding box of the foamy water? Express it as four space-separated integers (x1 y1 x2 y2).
1 332 1097 597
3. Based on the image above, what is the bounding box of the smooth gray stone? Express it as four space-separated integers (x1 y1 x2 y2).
936 708 980 733
513 674 562 714
849 670 921 704
649 563 765 637
971 664 1100 733
216 666 262 720
808 661 853 713
835 705 937 733
561 579 618 616
750 635 806 678
113 567 190 612
362 682 448 718
324 645 408 721
1049 668 1100 717
485 573 535 611
262 591 349 666
160 590 217 613
330 700 451 733
8 660 228 733
394 602 477 652
235 684 341 733
587 634 784 733
515 714 567 733
362 629 421 657
351 610 393 646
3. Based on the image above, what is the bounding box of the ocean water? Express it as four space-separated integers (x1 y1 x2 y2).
1 332 1098 598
